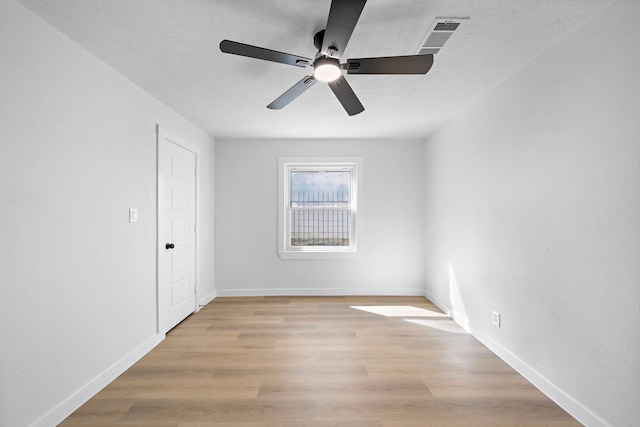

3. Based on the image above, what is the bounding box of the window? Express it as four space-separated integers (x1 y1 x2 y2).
278 158 362 259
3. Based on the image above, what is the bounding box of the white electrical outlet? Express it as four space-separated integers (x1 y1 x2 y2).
491 311 500 328
129 208 138 223
492 311 501 328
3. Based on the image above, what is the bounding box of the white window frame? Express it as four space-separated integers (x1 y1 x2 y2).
278 157 363 259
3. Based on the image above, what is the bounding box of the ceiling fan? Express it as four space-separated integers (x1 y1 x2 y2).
219 0 434 116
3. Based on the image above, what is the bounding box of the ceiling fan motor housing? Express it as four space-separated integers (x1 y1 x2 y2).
313 30 325 51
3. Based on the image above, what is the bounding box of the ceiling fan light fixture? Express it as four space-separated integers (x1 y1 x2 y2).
313 57 341 82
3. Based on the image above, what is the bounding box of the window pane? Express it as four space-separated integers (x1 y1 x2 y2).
290 171 350 207
279 159 361 257
290 210 351 247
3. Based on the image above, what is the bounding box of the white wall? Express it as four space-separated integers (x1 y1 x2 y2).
0 1 215 426
215 138 425 296
423 1 640 426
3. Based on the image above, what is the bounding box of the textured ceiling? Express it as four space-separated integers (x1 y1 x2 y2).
16 0 612 139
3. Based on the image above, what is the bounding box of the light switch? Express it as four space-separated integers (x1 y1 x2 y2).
129 208 138 223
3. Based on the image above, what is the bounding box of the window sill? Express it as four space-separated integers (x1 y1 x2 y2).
278 249 362 260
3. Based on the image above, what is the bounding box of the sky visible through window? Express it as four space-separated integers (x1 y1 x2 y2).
290 171 350 206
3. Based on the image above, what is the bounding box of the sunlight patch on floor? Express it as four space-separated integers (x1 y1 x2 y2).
350 305 448 318
350 305 467 334
405 318 468 334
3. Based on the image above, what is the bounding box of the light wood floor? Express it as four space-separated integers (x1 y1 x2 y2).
61 296 581 426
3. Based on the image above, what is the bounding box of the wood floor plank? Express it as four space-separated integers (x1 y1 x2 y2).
60 296 581 426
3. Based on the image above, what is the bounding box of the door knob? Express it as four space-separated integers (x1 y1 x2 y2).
165 243 175 249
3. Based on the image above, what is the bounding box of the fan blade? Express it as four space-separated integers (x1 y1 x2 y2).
321 0 367 58
267 76 317 110
328 76 364 116
220 40 312 67
346 54 434 74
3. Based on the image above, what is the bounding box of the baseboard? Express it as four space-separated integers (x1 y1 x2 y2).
31 333 165 427
423 288 610 427
423 288 471 332
216 287 426 297
423 288 450 315
472 330 611 427
198 289 217 307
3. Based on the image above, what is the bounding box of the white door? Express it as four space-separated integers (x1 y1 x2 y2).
158 127 197 333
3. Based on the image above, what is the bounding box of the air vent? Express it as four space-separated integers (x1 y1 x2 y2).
434 22 460 32
418 17 468 55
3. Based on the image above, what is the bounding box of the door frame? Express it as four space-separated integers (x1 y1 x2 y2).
156 125 199 334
